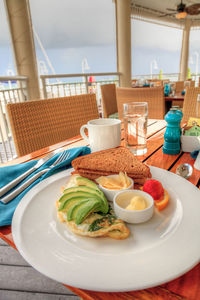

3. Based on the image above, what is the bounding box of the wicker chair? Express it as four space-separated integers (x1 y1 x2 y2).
7 94 99 156
100 84 118 118
116 87 165 120
187 80 195 87
182 87 200 122
175 81 184 92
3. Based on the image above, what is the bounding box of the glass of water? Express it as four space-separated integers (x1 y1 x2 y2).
123 102 148 155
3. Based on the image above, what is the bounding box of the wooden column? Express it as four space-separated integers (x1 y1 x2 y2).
179 19 191 81
115 0 132 87
4 0 40 100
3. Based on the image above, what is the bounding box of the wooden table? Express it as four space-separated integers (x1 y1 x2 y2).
165 94 184 112
0 119 199 300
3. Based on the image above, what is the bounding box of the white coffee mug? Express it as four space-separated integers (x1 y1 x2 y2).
80 118 121 152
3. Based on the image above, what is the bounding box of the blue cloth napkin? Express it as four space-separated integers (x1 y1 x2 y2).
191 149 200 159
0 146 91 226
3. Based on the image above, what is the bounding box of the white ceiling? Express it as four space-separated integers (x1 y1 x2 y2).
131 0 200 20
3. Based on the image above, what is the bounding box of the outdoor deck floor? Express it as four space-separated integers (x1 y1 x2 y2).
0 239 79 300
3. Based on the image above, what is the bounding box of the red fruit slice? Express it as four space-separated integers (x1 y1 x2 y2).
143 179 164 200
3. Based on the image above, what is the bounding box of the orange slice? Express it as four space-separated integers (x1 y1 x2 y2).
154 190 169 211
140 187 169 211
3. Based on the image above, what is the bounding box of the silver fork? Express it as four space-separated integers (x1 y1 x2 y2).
0 150 70 204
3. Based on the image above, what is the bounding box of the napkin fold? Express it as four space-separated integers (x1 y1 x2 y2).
0 146 90 226
191 149 200 159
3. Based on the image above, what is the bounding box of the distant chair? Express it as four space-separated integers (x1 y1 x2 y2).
7 94 99 156
100 84 118 118
116 87 165 120
148 79 162 86
182 87 200 122
175 81 184 92
188 80 195 87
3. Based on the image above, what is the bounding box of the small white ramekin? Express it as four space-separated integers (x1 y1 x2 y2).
113 190 154 224
98 175 134 202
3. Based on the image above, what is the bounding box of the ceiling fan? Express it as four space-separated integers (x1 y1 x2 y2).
160 1 200 19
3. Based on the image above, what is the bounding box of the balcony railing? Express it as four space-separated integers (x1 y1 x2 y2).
40 72 121 109
0 76 29 163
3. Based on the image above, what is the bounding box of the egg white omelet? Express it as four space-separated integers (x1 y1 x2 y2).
56 200 130 239
56 175 130 240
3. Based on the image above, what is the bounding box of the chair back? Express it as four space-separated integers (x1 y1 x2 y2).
175 81 184 92
100 84 118 118
182 87 200 122
7 94 99 156
116 87 165 120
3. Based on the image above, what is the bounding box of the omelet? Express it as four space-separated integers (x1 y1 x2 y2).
56 200 130 240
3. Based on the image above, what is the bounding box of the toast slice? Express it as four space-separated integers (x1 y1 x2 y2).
72 146 151 179
71 170 147 185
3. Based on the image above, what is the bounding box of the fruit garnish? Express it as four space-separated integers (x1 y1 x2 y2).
143 179 164 200
142 179 169 211
154 190 169 211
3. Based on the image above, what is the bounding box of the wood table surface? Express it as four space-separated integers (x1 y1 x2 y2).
0 119 199 300
165 93 184 102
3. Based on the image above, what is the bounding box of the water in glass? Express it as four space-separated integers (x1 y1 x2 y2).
123 102 148 155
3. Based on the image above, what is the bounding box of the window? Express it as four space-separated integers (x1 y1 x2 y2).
189 28 200 76
29 0 116 75
0 1 15 75
131 19 182 76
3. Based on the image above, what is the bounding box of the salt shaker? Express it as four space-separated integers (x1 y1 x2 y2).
163 110 183 155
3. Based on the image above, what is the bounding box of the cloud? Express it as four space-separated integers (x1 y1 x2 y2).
132 19 183 52
30 0 116 49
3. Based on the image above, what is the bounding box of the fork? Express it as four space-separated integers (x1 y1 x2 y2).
0 150 70 204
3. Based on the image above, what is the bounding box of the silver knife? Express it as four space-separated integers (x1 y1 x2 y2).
0 148 62 198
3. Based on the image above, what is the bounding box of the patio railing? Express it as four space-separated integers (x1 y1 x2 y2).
40 72 121 109
0 76 29 163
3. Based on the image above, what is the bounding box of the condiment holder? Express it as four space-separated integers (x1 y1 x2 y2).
98 175 134 202
113 190 154 224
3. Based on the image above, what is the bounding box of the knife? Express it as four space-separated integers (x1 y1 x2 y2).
0 148 62 198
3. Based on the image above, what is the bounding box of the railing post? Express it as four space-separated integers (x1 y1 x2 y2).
41 77 47 99
85 75 89 93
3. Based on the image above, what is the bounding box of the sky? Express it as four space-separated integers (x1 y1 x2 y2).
0 0 200 77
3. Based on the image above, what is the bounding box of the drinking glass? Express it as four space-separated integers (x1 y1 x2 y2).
123 102 148 155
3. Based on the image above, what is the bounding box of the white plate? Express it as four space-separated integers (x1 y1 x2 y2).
12 167 200 292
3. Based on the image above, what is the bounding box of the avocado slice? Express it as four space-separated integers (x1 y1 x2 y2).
58 191 102 211
63 186 108 213
58 195 90 212
67 199 91 221
76 177 99 190
75 199 101 225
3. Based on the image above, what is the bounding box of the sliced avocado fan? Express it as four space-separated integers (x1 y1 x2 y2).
62 185 108 213
58 191 103 211
58 195 91 212
75 199 101 225
76 176 98 190
67 198 101 224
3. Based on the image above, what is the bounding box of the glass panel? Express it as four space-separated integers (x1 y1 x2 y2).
29 0 116 75
0 1 15 76
131 19 182 79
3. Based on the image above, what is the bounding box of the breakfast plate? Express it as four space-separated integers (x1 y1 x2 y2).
12 166 200 292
